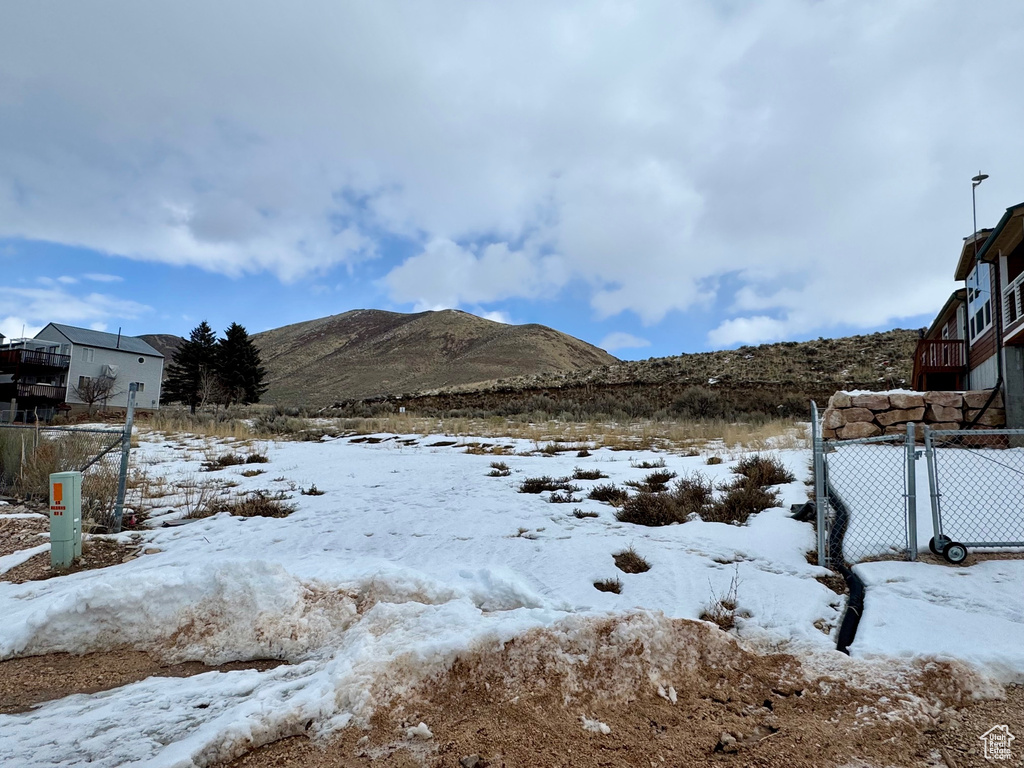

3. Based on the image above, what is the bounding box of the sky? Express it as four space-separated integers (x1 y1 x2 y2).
1 1 1023 359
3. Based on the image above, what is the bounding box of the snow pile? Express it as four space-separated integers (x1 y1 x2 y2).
581 716 611 734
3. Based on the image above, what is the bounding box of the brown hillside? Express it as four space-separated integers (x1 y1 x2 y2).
253 309 619 406
138 334 184 362
333 329 921 419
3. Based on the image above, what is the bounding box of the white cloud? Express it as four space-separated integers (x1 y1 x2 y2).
384 238 568 309
83 273 124 283
479 310 511 325
0 317 43 340
2 2 1023 335
599 332 651 353
57 275 77 284
0 286 151 332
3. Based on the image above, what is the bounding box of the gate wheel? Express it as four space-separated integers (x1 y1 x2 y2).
928 537 949 555
942 542 968 565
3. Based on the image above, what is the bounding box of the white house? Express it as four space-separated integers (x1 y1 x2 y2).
34 324 164 410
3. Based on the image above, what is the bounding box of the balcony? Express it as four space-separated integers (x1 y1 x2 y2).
912 339 966 391
0 382 65 400
0 348 71 370
1003 271 1024 336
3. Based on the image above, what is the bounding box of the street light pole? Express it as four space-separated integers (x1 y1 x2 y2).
972 171 988 261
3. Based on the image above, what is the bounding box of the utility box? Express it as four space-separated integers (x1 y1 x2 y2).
49 471 83 568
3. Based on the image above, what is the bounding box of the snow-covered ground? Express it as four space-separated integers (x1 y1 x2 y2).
1 430 1022 767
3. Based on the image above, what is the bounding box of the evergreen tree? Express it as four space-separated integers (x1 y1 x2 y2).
215 322 268 406
161 321 218 412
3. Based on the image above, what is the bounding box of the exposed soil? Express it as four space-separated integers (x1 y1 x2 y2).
222 617 1024 768
0 650 285 714
0 535 142 583
0 512 49 557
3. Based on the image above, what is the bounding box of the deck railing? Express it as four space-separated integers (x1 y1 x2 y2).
0 348 71 369
1003 271 1024 332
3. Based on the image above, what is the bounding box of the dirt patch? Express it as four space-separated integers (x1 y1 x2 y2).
0 650 285 714
0 513 48 557
0 536 141 583
222 616 1022 768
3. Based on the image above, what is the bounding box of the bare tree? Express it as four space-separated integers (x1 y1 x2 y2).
197 366 226 410
73 373 121 413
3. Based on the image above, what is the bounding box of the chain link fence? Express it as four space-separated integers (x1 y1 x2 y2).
812 402 918 568
925 428 1024 562
0 425 126 531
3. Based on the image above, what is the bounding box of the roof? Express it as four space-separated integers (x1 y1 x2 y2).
39 323 163 357
974 201 1024 267
953 228 993 281
924 288 966 339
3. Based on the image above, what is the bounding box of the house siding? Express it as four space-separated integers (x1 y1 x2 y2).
36 326 164 409
969 351 999 389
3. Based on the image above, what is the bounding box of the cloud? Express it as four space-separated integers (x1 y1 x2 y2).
599 331 650 353
478 310 511 324
57 275 77 284
384 238 568 309
0 317 42 340
2 2 1023 337
83 273 124 283
0 286 151 332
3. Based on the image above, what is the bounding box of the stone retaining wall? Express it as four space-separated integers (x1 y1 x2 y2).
822 390 1005 440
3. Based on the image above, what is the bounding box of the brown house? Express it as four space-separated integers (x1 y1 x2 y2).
913 201 1024 427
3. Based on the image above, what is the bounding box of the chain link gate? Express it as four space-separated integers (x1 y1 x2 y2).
924 427 1024 563
811 402 918 567
0 386 138 533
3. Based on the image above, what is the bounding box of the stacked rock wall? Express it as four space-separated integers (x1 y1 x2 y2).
822 390 1005 440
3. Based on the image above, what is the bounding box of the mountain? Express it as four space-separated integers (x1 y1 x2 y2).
337 328 921 419
252 309 619 406
138 333 184 362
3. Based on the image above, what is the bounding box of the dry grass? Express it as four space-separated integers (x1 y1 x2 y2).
593 577 622 594
572 508 599 519
615 492 684 527
732 454 795 487
613 546 651 574
300 484 325 496
218 490 295 518
487 461 511 477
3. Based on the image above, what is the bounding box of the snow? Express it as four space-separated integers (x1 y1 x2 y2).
0 429 1021 766
581 716 611 734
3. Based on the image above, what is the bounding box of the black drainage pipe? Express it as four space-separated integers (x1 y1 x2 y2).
824 469 865 655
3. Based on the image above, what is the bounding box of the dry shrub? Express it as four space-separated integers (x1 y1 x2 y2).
301 484 325 496
732 454 794 487
572 508 598 519
593 577 622 594
635 469 677 492
706 456 723 465
572 467 607 480
703 480 779 525
488 461 511 477
613 547 651 574
219 490 295 518
518 476 578 494
587 483 628 505
701 568 740 631
548 491 578 504
630 457 666 469
615 492 684 527
241 469 264 477
200 453 246 471
671 473 715 516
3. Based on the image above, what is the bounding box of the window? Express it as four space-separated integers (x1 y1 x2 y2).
967 262 992 342
81 347 95 363
134 382 145 393
138 357 145 364
78 375 92 388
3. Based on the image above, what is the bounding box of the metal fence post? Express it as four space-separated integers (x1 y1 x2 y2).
905 422 917 561
811 401 827 566
111 383 137 533
923 425 941 551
